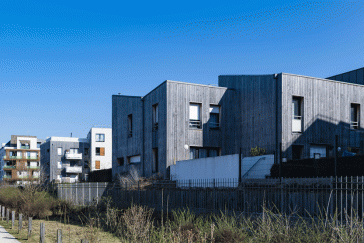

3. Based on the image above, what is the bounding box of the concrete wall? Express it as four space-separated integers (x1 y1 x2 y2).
170 154 274 182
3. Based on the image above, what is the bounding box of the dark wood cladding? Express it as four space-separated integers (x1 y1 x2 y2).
327 67 364 85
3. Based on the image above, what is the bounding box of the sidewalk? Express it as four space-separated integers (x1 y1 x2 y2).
0 226 21 243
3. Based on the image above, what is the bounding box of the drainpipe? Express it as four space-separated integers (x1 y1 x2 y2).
142 97 145 177
273 73 279 166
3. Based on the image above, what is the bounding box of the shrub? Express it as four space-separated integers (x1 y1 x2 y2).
250 146 266 156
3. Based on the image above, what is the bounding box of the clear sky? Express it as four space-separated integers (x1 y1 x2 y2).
1 0 364 143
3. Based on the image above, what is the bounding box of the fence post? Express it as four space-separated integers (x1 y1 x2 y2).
18 213 22 233
76 183 78 205
6 209 9 224
97 182 99 205
0 205 2 220
28 217 32 239
83 182 85 206
57 229 62 243
11 211 15 229
2 206 4 220
40 222 45 243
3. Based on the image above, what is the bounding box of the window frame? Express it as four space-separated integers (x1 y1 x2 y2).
350 103 360 130
189 103 202 129
152 104 159 130
292 96 303 133
209 105 220 130
95 133 105 142
128 114 133 137
95 147 100 156
57 147 63 156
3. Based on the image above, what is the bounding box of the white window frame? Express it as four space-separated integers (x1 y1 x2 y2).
189 103 201 129
57 147 63 156
95 134 105 142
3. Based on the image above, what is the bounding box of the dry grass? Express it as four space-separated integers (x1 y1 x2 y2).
0 218 121 243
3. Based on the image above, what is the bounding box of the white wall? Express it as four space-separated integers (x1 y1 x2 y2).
170 154 274 183
90 128 112 171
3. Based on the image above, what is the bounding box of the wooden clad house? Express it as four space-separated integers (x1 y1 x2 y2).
112 68 364 179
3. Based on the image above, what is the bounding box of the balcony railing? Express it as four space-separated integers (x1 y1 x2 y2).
27 166 40 170
3 175 11 179
3 156 23 160
26 156 39 160
32 175 40 179
20 146 30 149
351 121 359 130
65 153 82 160
18 175 29 179
3 166 16 169
65 166 82 174
209 122 220 129
189 120 202 129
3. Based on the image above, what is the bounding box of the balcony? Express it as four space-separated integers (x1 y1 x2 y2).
3 156 23 160
32 175 40 179
189 120 202 129
27 166 40 170
65 166 82 174
3 175 12 179
20 146 30 149
18 175 29 179
3 166 16 170
65 152 82 160
26 156 39 160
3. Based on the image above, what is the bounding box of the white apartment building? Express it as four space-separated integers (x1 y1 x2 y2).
87 127 112 171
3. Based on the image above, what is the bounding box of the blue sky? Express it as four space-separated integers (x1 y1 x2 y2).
1 0 364 143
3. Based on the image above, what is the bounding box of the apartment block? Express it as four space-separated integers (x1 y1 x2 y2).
112 68 364 179
0 135 42 184
41 127 112 183
87 128 112 171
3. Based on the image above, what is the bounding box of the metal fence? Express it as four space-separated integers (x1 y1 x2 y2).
55 176 364 223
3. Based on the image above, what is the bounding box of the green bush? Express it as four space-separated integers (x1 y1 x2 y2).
250 146 266 156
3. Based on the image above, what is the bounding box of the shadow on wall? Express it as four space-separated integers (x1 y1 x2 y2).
284 114 364 160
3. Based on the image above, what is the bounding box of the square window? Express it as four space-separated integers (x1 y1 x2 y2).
117 157 124 166
95 134 105 142
96 147 100 156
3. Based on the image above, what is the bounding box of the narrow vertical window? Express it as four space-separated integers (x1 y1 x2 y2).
351 103 360 129
153 148 158 173
292 97 303 133
209 105 220 129
57 147 63 156
153 104 158 130
128 114 133 137
189 103 201 128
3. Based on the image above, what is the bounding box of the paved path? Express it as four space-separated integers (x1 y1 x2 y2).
0 226 21 243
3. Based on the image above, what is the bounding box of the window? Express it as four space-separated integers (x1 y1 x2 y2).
292 97 303 133
37 142 41 148
47 149 49 153
128 114 133 137
153 148 158 173
189 103 201 128
117 157 124 166
95 134 105 142
95 147 105 156
209 105 220 129
57 147 63 156
95 160 100 169
190 147 220 159
84 148 89 156
57 161 62 169
127 155 141 164
310 145 327 159
152 104 159 130
351 104 360 129
69 148 79 154
84 161 89 169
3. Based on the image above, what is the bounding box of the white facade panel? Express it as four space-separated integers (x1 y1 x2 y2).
89 127 112 171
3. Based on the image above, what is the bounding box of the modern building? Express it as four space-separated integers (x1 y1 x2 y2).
87 127 112 171
41 127 112 183
0 135 43 184
112 68 364 179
